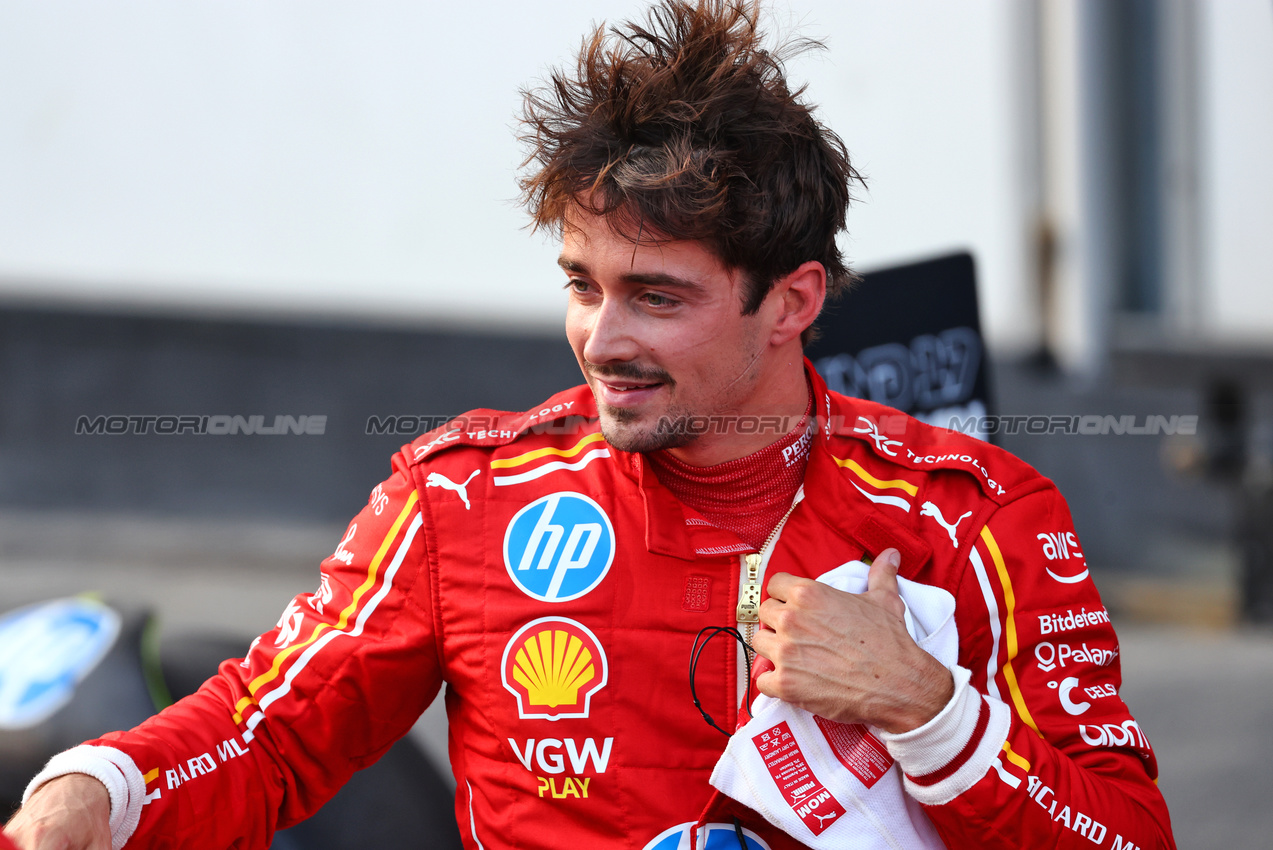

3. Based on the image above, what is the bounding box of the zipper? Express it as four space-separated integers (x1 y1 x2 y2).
735 488 804 699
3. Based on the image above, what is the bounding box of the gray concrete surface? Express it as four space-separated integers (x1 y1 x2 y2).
1117 624 1273 849
2 511 1269 847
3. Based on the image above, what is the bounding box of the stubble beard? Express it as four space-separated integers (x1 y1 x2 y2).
596 404 698 454
584 360 695 454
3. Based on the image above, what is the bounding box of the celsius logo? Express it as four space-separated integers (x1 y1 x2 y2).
1049 677 1091 716
642 822 772 850
503 493 614 602
1048 676 1117 716
501 617 608 720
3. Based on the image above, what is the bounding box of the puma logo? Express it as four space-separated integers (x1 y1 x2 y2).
920 501 972 548
812 811 838 828
425 469 480 510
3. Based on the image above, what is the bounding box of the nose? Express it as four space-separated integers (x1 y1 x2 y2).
579 295 640 367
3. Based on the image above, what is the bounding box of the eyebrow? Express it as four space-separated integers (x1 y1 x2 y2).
557 257 708 294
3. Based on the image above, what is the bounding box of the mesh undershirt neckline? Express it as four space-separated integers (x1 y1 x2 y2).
646 394 814 551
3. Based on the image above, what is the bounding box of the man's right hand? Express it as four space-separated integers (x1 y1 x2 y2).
3 774 112 850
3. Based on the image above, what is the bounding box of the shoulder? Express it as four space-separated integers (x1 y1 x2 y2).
825 391 1051 506
819 391 1069 576
396 384 601 475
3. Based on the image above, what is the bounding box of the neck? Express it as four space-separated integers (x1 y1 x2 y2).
662 355 810 466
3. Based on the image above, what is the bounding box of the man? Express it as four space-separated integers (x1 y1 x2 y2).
7 1 1175 848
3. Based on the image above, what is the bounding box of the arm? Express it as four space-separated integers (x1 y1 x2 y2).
901 485 1175 849
753 484 1176 849
8 459 442 850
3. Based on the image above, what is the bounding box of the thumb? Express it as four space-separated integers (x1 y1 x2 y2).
867 548 901 593
866 548 906 618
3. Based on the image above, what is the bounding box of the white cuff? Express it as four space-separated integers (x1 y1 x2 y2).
877 665 1011 805
23 745 146 850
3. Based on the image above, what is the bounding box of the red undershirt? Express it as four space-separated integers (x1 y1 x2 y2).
647 393 814 551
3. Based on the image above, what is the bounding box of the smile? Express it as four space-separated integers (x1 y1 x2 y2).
593 378 665 409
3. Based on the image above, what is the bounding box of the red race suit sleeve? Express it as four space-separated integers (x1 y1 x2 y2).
881 483 1176 850
33 457 443 849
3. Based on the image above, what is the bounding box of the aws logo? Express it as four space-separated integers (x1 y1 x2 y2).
501 617 608 720
1036 531 1089 584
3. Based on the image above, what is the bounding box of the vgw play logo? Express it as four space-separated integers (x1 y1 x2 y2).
503 493 615 602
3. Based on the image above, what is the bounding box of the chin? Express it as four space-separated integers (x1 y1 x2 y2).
598 410 696 454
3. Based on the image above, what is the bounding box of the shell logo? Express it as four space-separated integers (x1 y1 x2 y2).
501 617 608 720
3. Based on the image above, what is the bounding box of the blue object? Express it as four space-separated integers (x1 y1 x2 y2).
642 822 770 850
503 493 615 602
0 598 121 729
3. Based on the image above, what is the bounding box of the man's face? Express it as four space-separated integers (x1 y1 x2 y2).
561 211 770 456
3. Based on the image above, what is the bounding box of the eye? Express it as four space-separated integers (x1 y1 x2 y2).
565 278 595 296
642 292 678 308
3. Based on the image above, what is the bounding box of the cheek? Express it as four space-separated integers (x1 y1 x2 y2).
564 308 589 355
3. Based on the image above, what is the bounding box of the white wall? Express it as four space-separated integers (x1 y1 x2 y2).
783 1 1031 351
0 1 1028 346
1200 0 1273 343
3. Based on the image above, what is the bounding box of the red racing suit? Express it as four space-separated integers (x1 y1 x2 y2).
43 367 1175 849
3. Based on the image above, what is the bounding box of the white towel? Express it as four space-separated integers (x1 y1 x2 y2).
709 561 957 849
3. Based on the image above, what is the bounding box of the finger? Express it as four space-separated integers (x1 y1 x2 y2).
748 628 778 693
764 571 808 603
758 595 783 626
749 624 775 660
754 665 782 699
867 548 907 619
748 628 779 692
867 547 901 596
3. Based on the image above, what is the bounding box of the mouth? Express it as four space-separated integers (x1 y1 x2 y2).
600 380 662 392
593 377 664 408
585 364 671 410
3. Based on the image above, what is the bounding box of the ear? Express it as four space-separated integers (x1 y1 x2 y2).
766 261 827 347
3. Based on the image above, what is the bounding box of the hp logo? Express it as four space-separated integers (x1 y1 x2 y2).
503 492 615 602
642 823 771 850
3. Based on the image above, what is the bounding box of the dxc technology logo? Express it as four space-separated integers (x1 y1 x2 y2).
503 492 615 602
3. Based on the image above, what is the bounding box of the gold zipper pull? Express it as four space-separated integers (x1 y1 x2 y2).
736 553 762 624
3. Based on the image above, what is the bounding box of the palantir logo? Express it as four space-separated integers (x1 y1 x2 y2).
0 598 121 729
642 822 771 850
503 493 615 602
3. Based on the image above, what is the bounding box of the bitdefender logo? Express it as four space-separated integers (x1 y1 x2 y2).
501 617 608 720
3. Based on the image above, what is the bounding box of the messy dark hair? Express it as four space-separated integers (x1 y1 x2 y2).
519 0 864 340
